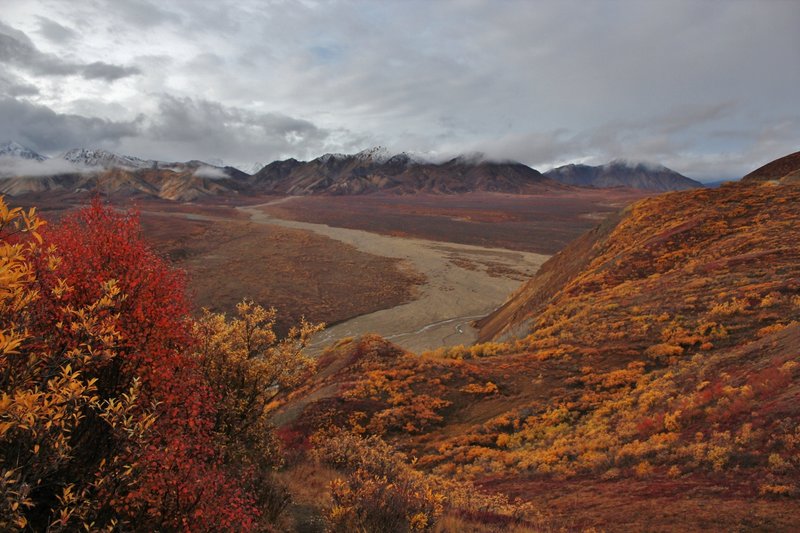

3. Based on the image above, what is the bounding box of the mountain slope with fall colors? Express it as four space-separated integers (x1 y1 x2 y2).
274 151 800 531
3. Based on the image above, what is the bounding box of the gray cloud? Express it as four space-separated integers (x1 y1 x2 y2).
0 20 140 81
137 95 335 163
0 157 91 178
0 71 39 97
0 97 140 152
81 61 141 81
97 0 182 28
35 16 77 43
0 1 797 179
193 165 228 179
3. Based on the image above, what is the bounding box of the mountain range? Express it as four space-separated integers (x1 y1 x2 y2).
252 147 566 195
1 141 701 200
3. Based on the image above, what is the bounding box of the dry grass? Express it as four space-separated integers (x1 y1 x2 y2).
139 211 425 334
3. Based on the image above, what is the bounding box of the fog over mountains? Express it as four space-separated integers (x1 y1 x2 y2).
544 160 702 192
0 141 705 200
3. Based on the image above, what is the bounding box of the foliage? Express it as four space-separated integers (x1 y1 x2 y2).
412 182 800 491
312 429 536 532
0 198 154 531
191 300 323 526
11 200 258 531
285 182 800 529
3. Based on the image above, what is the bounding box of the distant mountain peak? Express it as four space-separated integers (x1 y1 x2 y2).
546 160 701 192
354 146 391 163
604 158 669 172
252 147 561 195
0 141 46 161
315 152 349 164
60 148 156 169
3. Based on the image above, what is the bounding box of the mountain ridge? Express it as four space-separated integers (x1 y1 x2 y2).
544 160 702 191
253 150 567 195
0 141 47 161
0 141 713 199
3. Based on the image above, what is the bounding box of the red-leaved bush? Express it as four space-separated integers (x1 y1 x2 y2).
30 199 258 531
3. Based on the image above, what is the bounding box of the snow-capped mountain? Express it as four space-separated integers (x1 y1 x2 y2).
353 145 391 163
59 148 157 170
0 141 46 161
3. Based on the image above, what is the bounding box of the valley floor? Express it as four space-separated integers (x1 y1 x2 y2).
240 200 549 353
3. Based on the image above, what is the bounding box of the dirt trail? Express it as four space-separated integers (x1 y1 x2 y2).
238 200 549 354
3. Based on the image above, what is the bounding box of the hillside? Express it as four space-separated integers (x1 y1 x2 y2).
276 170 800 529
0 166 248 202
545 160 702 191
742 150 800 182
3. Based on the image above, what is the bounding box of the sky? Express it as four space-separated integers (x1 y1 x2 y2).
0 0 798 180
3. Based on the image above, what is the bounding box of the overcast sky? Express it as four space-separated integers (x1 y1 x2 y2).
1 0 798 180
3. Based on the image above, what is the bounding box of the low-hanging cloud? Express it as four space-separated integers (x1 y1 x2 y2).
192 165 228 179
0 156 90 178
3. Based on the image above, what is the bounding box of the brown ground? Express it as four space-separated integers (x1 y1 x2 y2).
481 476 800 532
138 210 425 334
260 190 650 254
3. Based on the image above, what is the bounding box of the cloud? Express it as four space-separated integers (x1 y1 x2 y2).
0 21 140 81
0 1 797 179
35 16 77 43
140 95 335 163
96 0 182 28
0 72 39 97
0 93 342 168
81 62 141 81
0 97 140 153
0 156 90 177
193 165 228 179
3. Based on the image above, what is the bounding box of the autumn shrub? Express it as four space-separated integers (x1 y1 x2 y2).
313 430 444 531
313 429 538 532
0 198 283 531
36 199 266 530
191 300 323 525
0 199 155 531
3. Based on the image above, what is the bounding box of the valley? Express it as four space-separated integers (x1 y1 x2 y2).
2 3 797 531
4 150 800 532
240 199 549 353
18 185 640 353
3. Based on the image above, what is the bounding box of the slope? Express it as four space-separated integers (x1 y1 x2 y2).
277 171 800 530
741 150 800 182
